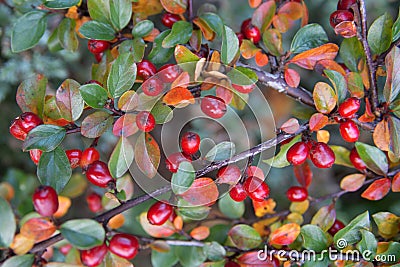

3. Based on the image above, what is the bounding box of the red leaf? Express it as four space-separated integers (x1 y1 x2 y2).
20 218 56 242
309 113 329 131
269 223 300 245
278 2 303 21
392 172 400 192
237 251 277 267
361 178 391 200
255 51 269 67
190 226 210 240
252 0 276 32
289 43 339 70
248 0 262 8
180 177 219 206
113 114 138 137
293 162 312 188
216 86 233 104
280 118 300 134
284 68 300 88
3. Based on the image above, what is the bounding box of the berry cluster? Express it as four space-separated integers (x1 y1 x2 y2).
9 112 43 141
329 0 356 29
287 140 336 168
337 97 361 142
229 176 270 202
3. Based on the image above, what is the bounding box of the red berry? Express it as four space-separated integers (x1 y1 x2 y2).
147 201 174 225
339 120 359 142
286 186 308 202
236 32 245 46
32 185 59 217
80 147 100 170
338 97 360 118
225 261 240 267
240 18 252 34
180 132 201 155
349 148 367 171
108 233 139 260
232 83 255 94
158 64 181 83
229 183 247 202
201 95 227 119
309 142 335 168
30 149 42 165
9 118 27 140
66 149 82 169
161 13 181 28
137 60 157 81
165 152 192 173
243 176 270 202
136 111 156 132
94 52 103 63
286 142 310 165
243 24 261 44
142 77 163 96
19 112 43 133
85 161 115 188
87 40 110 54
328 219 345 235
337 0 357 11
80 243 108 267
217 165 242 184
330 10 354 28
86 192 103 213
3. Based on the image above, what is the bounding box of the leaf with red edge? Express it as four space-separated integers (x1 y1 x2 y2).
361 178 391 201
20 218 56 242
315 59 346 76
252 0 276 32
240 40 261 59
190 226 210 240
293 162 312 188
263 29 283 57
56 79 83 122
392 172 400 192
309 113 329 131
278 2 303 21
255 51 269 67
81 111 113 138
216 86 233 104
334 21 357 38
228 224 262 250
113 114 138 137
310 204 336 232
237 251 278 267
284 68 300 88
358 97 375 122
280 118 299 134
16 74 47 117
160 0 187 14
252 198 276 217
313 82 337 114
269 223 300 245
163 87 195 107
373 119 390 152
340 173 366 192
139 212 175 238
289 43 339 70
248 0 262 8
180 177 219 206
134 133 160 178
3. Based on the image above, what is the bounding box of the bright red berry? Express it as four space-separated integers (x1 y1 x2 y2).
243 176 270 202
229 183 247 202
94 52 103 63
80 147 100 170
9 119 27 140
87 40 110 54
32 185 59 217
147 201 174 225
86 192 103 213
236 32 245 46
108 233 139 260
80 243 108 267
243 24 261 44
286 186 308 202
137 60 157 81
330 10 354 28
337 0 357 11
217 165 242 184
349 148 367 171
165 152 192 173
338 97 360 118
328 219 345 235
232 83 255 94
136 111 156 132
201 95 227 119
240 18 252 34
180 132 201 155
225 261 240 267
66 149 82 169
310 142 335 168
286 142 310 165
30 149 42 165
339 120 359 142
161 13 181 28
85 161 115 188
19 112 43 133
142 77 163 96
158 64 181 83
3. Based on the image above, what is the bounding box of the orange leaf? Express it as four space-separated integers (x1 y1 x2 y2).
140 212 175 238
301 1 309 26
108 213 125 229
315 59 346 76
272 14 293 33
171 71 191 89
284 68 300 88
358 59 370 89
392 172 400 192
237 251 278 267
143 28 161 42
269 223 300 245
190 226 210 240
20 218 56 242
113 114 138 137
173 215 183 230
334 21 357 38
361 178 391 201
180 178 219 206
255 51 269 67
358 97 375 122
373 119 390 151
289 43 339 70
160 0 187 14
309 113 329 131
248 0 262 8
10 234 35 255
163 87 195 107
278 2 303 21
280 118 300 134
293 162 312 188
193 18 215 41
317 130 330 143
240 40 261 59
252 198 276 217
54 196 71 218
340 173 366 192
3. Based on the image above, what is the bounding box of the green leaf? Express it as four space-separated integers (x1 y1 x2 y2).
177 203 210 221
333 211 370 247
148 30 175 64
79 21 116 41
263 135 301 168
300 224 328 252
11 11 47 52
162 21 193 48
2 255 35 267
228 224 262 250
79 84 109 108
151 247 179 267
303 254 331 267
107 52 137 98
355 142 388 175
356 229 377 260
58 18 79 52
262 29 283 57
205 141 235 161
310 205 336 232
393 9 400 42
171 161 195 195
81 111 113 138
0 198 16 248
151 101 173 124
56 79 83 122
199 13 223 37
22 124 66 152
134 133 160 178
330 145 353 168
44 0 80 9
221 25 239 65
227 66 258 86
377 242 400 263
47 27 63 52
60 173 87 198
119 38 146 62
290 23 328 54
367 12 393 55
37 147 72 193
388 116 400 158
203 242 226 261
108 137 134 178
383 46 400 104
206 224 230 244
60 219 105 249
324 70 347 103
16 74 47 117
87 0 111 24
218 193 244 219
110 0 132 30
132 20 154 38
175 246 207 267
339 37 365 72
